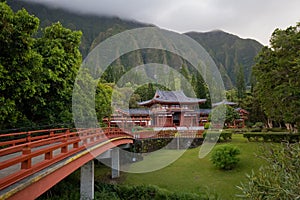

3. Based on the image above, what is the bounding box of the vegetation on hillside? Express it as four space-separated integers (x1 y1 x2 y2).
8 0 263 90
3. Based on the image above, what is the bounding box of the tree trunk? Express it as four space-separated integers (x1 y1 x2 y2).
267 119 273 128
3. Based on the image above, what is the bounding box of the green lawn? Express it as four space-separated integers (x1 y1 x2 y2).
122 134 266 199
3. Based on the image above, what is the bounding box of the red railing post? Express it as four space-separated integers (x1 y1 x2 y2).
45 151 53 160
27 131 31 143
21 145 31 169
61 129 69 153
90 129 95 143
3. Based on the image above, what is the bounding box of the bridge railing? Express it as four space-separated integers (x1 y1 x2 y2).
0 128 71 148
132 129 204 139
0 128 132 191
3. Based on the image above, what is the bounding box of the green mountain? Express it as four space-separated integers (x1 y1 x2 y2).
185 31 263 88
8 0 263 89
7 0 152 58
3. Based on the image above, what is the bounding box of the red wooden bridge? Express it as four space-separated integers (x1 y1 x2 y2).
0 128 133 199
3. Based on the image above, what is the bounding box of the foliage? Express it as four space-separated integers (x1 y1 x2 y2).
95 82 113 123
0 2 84 129
209 105 240 127
204 122 211 129
186 31 263 89
0 2 43 128
34 22 82 124
253 22 300 131
237 142 300 199
10 0 263 91
243 132 300 143
132 83 169 102
210 144 240 170
236 65 246 99
225 89 238 103
191 71 211 108
101 65 126 83
203 130 232 142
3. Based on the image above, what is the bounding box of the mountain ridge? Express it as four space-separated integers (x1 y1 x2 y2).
8 0 263 89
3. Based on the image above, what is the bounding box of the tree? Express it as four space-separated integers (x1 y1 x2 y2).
95 82 113 124
209 104 240 128
34 22 82 124
0 2 82 129
180 64 192 96
253 22 300 131
0 2 43 128
236 65 246 99
167 70 175 90
192 73 211 108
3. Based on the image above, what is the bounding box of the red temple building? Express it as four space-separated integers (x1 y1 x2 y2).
138 90 206 127
104 90 248 130
105 90 207 129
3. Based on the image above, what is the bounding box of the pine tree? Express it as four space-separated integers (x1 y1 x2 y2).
236 65 246 99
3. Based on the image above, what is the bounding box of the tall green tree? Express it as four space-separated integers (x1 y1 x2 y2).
34 22 82 124
0 2 82 129
192 73 211 108
180 64 192 96
167 70 175 90
0 2 44 128
236 65 246 99
253 22 300 131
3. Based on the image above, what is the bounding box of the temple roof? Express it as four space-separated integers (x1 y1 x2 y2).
116 108 151 116
138 90 206 106
212 100 238 107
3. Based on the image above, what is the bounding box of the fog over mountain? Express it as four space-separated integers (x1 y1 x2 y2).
24 0 300 45
8 0 264 89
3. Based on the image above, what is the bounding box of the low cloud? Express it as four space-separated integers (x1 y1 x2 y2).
26 0 300 45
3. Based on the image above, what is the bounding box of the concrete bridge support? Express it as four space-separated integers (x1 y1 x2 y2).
80 160 94 200
80 147 120 199
111 147 120 179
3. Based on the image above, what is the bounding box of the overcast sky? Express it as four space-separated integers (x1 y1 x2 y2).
27 0 300 45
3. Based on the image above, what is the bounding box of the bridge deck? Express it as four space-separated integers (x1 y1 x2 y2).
0 128 133 199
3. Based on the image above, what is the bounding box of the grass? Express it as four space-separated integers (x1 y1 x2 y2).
121 134 266 199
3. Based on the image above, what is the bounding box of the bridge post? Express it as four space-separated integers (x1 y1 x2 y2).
111 147 120 178
80 160 94 200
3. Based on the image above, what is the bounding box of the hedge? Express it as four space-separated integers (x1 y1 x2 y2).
243 132 300 143
203 130 232 142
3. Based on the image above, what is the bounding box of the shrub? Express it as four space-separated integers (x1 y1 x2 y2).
204 122 211 129
237 142 300 199
203 130 232 142
210 144 240 170
253 122 264 128
243 132 300 143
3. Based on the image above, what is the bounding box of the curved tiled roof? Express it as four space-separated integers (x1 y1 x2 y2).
212 100 237 107
138 90 206 106
116 108 151 116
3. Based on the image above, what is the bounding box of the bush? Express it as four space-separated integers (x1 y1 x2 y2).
204 122 211 129
243 132 300 143
210 144 240 170
253 122 264 128
237 142 300 199
203 130 232 142
96 183 207 200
